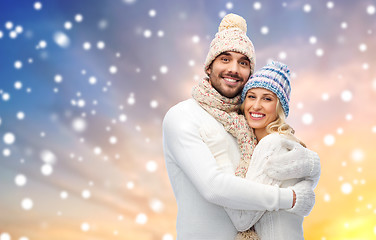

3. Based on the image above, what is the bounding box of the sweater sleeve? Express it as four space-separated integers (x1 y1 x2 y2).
162 106 293 211
222 135 280 231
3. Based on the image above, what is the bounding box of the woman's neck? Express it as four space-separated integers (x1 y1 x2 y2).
254 128 269 142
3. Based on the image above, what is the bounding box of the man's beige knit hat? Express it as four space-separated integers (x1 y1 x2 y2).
204 13 256 75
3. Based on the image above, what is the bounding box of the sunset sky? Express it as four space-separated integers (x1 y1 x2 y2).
1 0 376 239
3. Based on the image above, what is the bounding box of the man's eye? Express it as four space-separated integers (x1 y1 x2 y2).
222 58 229 62
240 61 249 66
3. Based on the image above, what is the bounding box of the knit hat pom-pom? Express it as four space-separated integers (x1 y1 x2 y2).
218 13 247 33
270 61 291 76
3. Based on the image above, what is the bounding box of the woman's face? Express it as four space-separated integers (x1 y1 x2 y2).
243 88 278 132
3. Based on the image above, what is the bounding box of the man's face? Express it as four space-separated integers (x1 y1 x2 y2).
207 51 251 98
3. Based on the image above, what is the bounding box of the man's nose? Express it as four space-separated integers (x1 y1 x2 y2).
227 61 239 75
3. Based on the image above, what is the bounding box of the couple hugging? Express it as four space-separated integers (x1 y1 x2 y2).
163 13 320 240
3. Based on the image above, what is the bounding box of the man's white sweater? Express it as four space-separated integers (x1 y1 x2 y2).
162 99 293 240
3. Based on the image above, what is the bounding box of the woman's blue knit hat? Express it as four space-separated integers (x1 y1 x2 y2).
241 61 291 117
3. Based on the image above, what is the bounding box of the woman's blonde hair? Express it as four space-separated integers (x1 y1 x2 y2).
240 100 306 147
267 101 306 147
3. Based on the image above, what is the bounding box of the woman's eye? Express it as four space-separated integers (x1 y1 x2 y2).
247 95 255 99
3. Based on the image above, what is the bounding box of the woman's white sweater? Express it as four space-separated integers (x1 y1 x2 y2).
221 133 320 239
162 99 294 240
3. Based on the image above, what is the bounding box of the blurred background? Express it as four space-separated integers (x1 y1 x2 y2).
0 0 375 239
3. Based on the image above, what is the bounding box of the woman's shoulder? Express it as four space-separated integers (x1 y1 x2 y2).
259 132 287 144
257 133 297 151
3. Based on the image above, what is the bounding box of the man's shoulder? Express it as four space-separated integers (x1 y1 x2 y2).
168 98 199 111
164 99 203 121
163 98 221 131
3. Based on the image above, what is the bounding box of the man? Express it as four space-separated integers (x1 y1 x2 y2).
162 14 320 239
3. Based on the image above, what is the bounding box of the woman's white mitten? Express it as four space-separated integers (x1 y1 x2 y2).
265 138 321 181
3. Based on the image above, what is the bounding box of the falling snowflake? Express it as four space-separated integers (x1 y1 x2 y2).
351 149 364 162
54 31 70 48
3 132 15 145
254 2 261 10
14 60 22 69
34 2 42 10
64 21 73 30
109 136 118 144
324 134 335 146
41 164 53 176
83 42 91 50
261 26 269 35
303 4 312 12
341 183 353 194
160 65 168 74
149 9 156 17
327 2 334 9
21 198 34 210
75 14 83 22
192 35 200 43
146 160 158 172
367 5 375 15
60 191 68 199
316 48 324 57
341 90 352 102
135 213 148 224
143 29 152 38
15 174 27 186
150 100 158 108
309 36 317 44
0 233 11 240
150 198 164 213
302 113 313 125
81 222 90 231
226 2 233 10
82 189 91 199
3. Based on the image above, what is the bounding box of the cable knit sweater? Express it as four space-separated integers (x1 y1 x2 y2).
162 99 294 240
217 133 320 239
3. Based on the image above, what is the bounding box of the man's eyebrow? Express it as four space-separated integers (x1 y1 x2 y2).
217 52 231 57
240 56 250 61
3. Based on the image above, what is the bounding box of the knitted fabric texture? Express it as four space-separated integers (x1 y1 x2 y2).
235 227 260 240
192 78 259 239
241 61 291 117
192 78 258 178
204 13 255 75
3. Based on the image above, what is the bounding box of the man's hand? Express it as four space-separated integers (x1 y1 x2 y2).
287 180 315 216
265 138 321 181
292 190 296 208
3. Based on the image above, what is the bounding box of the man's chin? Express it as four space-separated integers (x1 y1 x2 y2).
220 90 241 99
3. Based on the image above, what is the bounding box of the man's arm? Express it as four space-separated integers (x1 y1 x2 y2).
162 107 293 211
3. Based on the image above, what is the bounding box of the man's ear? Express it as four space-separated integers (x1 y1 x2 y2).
206 67 211 76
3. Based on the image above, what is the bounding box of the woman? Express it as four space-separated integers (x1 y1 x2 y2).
200 61 320 239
